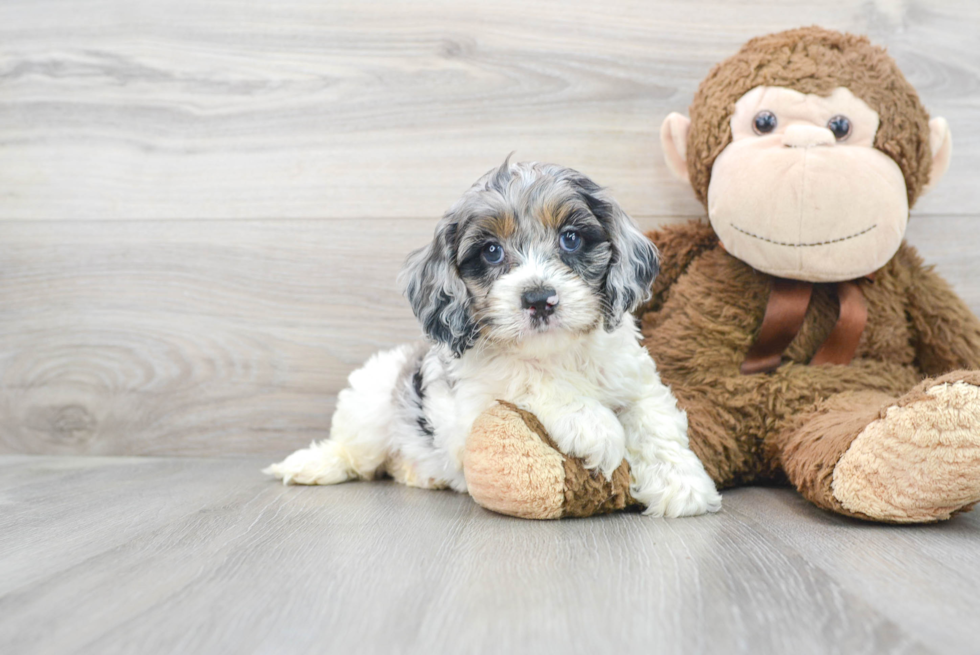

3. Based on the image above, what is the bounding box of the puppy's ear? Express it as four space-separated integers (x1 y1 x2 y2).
400 219 477 356
573 177 659 331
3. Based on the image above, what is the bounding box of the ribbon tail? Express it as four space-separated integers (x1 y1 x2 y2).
741 278 813 375
810 280 868 367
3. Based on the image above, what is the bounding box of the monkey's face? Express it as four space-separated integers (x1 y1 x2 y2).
706 86 908 282
660 28 953 284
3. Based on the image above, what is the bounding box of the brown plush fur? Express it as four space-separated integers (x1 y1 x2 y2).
640 219 980 520
465 402 567 519
465 402 639 519
633 28 980 522
686 26 933 207
774 390 895 519
832 372 980 522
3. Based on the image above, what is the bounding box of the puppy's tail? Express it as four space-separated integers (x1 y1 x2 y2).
263 439 364 485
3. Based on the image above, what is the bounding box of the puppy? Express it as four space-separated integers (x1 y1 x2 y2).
265 160 721 517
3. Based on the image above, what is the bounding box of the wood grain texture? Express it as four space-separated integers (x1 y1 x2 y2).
1 215 977 457
0 0 978 458
0 0 978 220
8 455 979 655
736 488 980 655
0 218 427 456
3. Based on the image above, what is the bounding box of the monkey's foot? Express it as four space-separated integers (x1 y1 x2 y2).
833 371 980 523
463 401 637 519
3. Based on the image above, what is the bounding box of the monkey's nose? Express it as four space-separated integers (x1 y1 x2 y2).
521 286 559 316
782 124 835 148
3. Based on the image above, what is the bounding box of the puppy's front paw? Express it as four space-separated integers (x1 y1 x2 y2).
543 407 626 479
631 459 722 518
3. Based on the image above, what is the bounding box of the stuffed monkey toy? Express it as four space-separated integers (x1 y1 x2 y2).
464 26 980 523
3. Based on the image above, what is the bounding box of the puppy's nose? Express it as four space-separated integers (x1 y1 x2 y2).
782 124 835 148
521 286 559 316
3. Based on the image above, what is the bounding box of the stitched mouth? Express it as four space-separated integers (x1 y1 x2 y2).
730 223 877 247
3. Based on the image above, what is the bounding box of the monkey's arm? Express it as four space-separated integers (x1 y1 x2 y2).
640 219 719 314
899 244 980 375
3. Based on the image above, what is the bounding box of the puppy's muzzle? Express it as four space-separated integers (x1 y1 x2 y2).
521 286 559 318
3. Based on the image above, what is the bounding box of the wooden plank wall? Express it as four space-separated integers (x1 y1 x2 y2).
1 0 978 456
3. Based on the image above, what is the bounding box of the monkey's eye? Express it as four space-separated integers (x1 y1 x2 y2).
559 230 582 253
752 110 777 135
481 242 504 265
827 115 851 141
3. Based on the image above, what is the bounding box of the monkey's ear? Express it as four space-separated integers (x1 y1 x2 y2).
922 117 952 194
660 112 691 183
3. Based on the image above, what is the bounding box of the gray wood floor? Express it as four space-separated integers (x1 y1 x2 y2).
3 455 980 655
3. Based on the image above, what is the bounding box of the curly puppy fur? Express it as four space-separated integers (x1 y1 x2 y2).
267 161 721 518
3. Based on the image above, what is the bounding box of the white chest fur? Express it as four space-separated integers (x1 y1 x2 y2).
430 317 652 467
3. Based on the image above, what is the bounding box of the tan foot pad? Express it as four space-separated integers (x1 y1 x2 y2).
464 401 638 519
833 380 980 523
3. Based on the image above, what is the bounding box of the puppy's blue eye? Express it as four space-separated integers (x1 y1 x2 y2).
482 242 504 264
753 110 777 135
559 230 582 253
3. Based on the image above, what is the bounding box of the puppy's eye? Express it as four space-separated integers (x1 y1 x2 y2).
752 110 777 135
481 242 504 264
827 115 851 141
559 230 582 253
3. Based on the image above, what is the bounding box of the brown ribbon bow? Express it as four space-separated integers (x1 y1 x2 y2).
740 277 870 375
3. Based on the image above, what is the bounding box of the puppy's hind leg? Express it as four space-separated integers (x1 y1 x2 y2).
264 345 413 485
